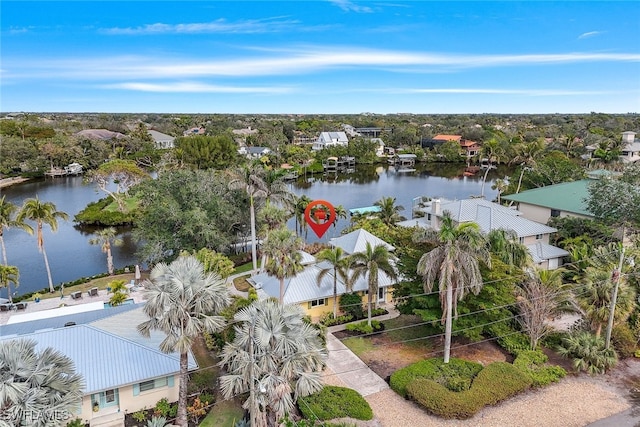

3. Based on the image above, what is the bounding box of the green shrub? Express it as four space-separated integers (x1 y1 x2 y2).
188 370 216 395
557 331 618 374
340 293 364 320
319 313 354 326
298 386 373 421
486 323 530 355
390 358 483 398
345 320 383 335
66 419 85 427
406 362 532 419
132 409 148 423
513 350 566 387
612 324 638 359
154 398 175 417
74 196 137 226
371 307 388 317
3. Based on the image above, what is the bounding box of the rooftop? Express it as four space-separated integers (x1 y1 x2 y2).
502 180 593 217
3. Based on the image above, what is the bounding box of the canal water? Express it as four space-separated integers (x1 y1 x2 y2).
1 163 503 297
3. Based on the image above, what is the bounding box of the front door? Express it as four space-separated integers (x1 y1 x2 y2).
378 287 386 303
92 389 119 412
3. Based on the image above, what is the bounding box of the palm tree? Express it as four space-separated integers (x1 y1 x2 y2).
293 194 312 238
491 178 509 204
0 195 33 266
89 227 123 275
0 265 19 304
510 139 545 197
333 204 348 229
17 197 68 293
479 137 506 198
0 338 84 426
138 256 231 426
373 196 405 226
414 212 490 363
350 242 397 326
262 227 304 303
258 204 289 273
228 164 268 272
218 300 327 427
487 228 531 271
315 247 351 319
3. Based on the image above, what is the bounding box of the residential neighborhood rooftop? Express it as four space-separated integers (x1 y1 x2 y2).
502 180 593 217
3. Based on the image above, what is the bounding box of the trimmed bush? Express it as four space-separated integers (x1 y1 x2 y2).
513 350 566 387
298 386 373 421
345 320 383 335
406 362 532 419
390 358 483 398
486 322 530 356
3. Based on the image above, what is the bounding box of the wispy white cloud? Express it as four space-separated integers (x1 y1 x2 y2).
102 81 293 94
578 31 604 40
102 17 302 35
387 88 620 96
8 48 640 80
329 0 373 13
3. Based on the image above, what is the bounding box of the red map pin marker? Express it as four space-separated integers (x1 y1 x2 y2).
304 200 336 238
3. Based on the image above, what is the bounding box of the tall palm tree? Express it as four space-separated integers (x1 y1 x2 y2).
138 256 230 426
17 197 68 293
0 195 33 266
479 137 506 198
510 139 545 197
373 196 405 226
315 247 351 318
414 212 490 363
293 194 312 238
228 164 268 272
89 227 123 275
332 204 348 229
0 338 84 427
262 227 304 303
218 300 327 427
258 204 289 273
0 265 19 304
350 242 397 326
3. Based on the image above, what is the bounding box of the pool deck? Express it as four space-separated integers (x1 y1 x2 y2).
0 286 146 326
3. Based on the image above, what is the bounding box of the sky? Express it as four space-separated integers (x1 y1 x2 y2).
1 1 639 114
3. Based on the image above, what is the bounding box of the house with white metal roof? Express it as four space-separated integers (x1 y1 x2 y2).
248 228 398 319
411 198 569 270
148 130 175 149
312 131 349 151
1 306 197 426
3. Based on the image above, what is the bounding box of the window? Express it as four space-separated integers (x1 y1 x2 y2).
550 209 561 218
138 377 168 393
308 298 327 308
519 237 524 244
427 213 432 221
535 234 543 240
105 389 115 403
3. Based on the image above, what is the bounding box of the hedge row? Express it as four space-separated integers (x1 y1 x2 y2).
513 350 566 387
389 358 483 398
406 362 532 419
298 386 373 421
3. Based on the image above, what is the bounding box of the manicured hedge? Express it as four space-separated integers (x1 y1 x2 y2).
406 362 532 419
513 350 566 387
389 358 483 397
298 386 373 421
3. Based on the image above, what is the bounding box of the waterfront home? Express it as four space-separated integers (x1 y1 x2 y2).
312 131 349 151
147 130 175 149
1 304 196 426
247 228 397 320
410 198 569 270
584 130 640 164
502 180 595 225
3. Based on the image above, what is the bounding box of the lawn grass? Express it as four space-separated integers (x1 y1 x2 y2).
232 260 260 275
199 398 245 427
342 337 375 357
383 314 436 348
103 194 140 213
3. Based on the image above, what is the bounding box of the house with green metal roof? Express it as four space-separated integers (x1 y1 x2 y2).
502 180 594 225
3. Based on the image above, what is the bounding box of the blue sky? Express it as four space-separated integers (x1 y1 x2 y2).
1 1 639 114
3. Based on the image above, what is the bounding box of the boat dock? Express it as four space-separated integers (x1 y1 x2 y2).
45 163 84 178
322 156 356 173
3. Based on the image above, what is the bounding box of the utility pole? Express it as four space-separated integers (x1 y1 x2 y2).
605 245 626 350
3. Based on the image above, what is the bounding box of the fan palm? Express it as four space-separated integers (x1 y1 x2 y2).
0 338 84 426
89 227 123 275
17 197 68 293
262 227 304 303
414 212 490 363
487 228 531 271
218 300 327 427
315 247 351 318
138 256 231 426
0 195 33 266
350 242 397 326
